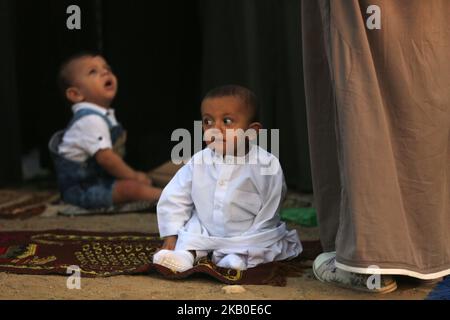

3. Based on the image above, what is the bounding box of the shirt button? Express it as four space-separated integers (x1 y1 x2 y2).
214 204 221 210
218 180 225 186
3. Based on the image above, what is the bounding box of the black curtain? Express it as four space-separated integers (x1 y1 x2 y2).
15 0 100 170
199 0 311 191
102 0 203 171
0 0 22 185
1 0 312 192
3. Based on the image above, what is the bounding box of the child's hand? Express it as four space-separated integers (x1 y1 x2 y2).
134 171 152 185
161 235 178 250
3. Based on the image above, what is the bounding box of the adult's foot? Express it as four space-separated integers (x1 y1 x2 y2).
313 252 397 294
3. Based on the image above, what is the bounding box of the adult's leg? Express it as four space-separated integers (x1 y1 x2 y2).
301 0 341 252
305 0 450 278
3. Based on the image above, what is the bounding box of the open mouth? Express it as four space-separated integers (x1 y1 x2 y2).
104 79 114 89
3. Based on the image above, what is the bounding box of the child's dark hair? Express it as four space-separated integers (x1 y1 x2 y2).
57 50 101 97
203 85 259 122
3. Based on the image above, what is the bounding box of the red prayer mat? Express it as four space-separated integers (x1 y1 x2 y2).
0 230 322 286
0 189 59 219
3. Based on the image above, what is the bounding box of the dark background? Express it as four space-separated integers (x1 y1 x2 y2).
0 0 312 192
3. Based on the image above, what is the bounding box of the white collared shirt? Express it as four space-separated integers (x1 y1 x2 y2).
58 102 118 162
157 145 287 238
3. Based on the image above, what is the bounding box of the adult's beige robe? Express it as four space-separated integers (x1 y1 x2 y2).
302 0 450 279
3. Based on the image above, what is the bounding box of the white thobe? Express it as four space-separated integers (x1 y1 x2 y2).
157 145 302 268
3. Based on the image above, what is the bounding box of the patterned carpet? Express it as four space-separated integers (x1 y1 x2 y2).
0 230 322 286
0 189 156 218
0 189 59 219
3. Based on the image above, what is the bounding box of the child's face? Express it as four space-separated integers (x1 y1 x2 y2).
201 96 261 156
65 56 118 108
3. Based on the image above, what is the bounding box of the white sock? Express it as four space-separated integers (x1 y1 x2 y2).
195 250 208 262
153 250 194 272
216 254 247 270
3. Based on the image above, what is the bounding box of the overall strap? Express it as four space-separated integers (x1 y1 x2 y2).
67 108 114 130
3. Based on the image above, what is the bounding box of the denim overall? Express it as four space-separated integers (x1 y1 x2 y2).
49 109 126 209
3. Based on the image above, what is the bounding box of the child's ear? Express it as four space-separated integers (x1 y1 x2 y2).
65 87 84 103
247 122 262 141
249 122 262 133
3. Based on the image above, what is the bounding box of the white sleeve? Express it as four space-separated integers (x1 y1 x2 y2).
73 115 113 156
245 157 286 235
156 160 194 237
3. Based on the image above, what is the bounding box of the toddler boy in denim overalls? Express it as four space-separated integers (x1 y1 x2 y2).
49 52 161 209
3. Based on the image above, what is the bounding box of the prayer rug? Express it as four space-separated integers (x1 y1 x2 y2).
0 230 322 286
0 189 60 219
282 191 312 209
57 201 156 216
280 207 317 227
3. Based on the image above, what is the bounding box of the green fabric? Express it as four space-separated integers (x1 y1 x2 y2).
281 207 317 227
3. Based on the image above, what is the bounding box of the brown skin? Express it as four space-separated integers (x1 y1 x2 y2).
96 149 162 203
161 95 262 249
201 96 262 156
65 56 118 108
95 149 148 182
64 55 162 204
160 235 178 251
